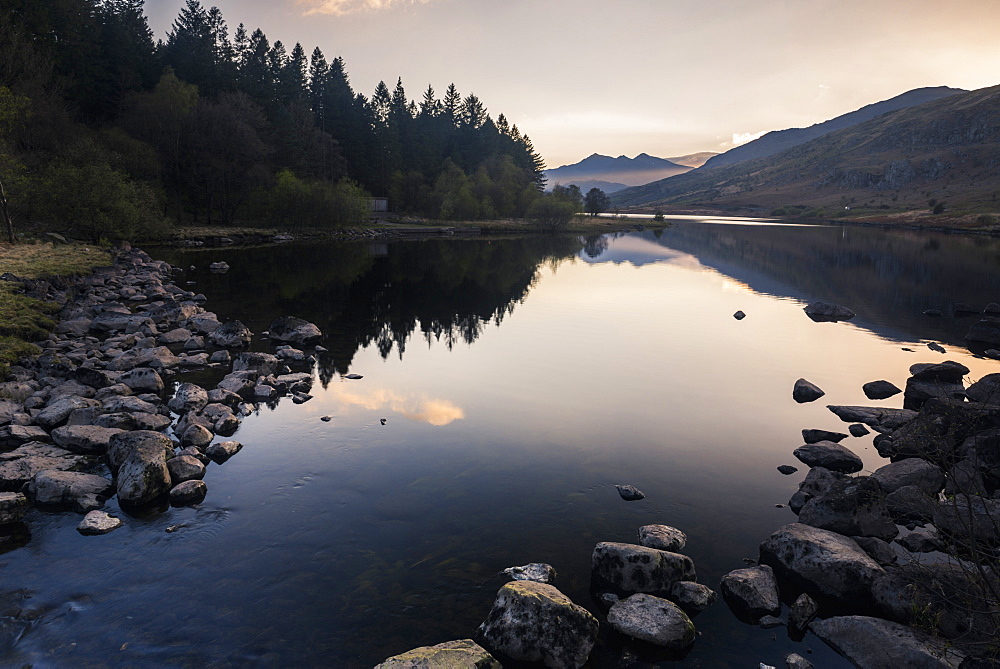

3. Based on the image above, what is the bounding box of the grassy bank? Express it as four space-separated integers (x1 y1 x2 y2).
0 242 111 379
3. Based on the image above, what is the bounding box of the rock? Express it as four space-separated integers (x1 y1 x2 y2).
591 542 696 594
186 313 221 334
849 423 870 437
863 380 902 400
788 593 818 631
169 479 207 506
777 465 798 475
477 581 598 669
167 455 206 484
77 510 122 535
934 494 1000 543
638 524 687 552
852 536 897 566
792 441 863 474
375 639 500 669
923 309 943 317
50 424 125 455
208 320 252 348
758 614 783 628
108 430 173 503
792 378 825 403
827 405 918 431
253 383 277 399
0 424 51 448
28 470 114 512
758 523 885 608
0 492 27 525
669 581 717 613
0 444 86 492
102 395 158 414
872 458 944 495
216 372 255 396
965 318 1000 345
788 466 846 514
74 367 118 389
803 302 855 321
785 653 814 669
801 429 847 443
158 327 192 345
208 261 229 272
985 349 1000 360
911 361 970 383
798 476 898 541
810 616 965 668
118 368 164 394
106 346 179 371
615 484 645 500
904 376 965 410
268 316 322 344
35 396 101 430
167 383 209 414
208 349 231 364
896 528 941 553
180 424 213 448
607 593 695 649
733 310 746 320
928 342 947 353
885 485 937 523
503 563 556 583
720 565 780 619
966 373 1000 405
206 440 242 463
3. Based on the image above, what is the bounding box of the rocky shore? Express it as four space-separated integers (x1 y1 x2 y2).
0 248 324 542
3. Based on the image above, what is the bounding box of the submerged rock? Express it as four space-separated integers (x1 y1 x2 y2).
77 510 122 535
375 639 500 669
607 593 696 649
803 302 855 322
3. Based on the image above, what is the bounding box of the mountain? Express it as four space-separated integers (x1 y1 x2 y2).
702 86 966 170
544 153 691 190
554 179 630 194
610 84 1000 216
666 152 718 168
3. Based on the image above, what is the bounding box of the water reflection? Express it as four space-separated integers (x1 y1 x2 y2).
328 384 465 426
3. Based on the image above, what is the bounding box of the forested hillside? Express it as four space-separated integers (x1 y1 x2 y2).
0 0 547 241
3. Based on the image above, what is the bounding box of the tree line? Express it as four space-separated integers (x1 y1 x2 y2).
0 0 563 242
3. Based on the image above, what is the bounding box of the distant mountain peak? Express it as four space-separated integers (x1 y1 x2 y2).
545 152 692 188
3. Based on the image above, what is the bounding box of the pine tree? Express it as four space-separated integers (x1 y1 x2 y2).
418 84 439 117
442 83 461 126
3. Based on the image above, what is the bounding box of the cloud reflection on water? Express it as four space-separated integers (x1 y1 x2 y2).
328 385 465 426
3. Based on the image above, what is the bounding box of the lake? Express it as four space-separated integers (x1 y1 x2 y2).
3 219 1000 667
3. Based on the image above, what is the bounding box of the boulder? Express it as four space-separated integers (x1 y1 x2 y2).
872 458 944 495
108 430 173 474
638 524 687 552
904 376 965 410
167 455 205 484
102 395 158 414
157 327 192 345
933 495 1000 543
74 367 118 389
801 429 847 444
827 405 918 431
180 424 213 448
803 302 855 321
719 565 780 619
758 523 885 609
268 316 322 344
964 317 1000 345
77 510 122 535
503 563 556 584
863 380 903 400
167 383 209 414
607 593 695 649
477 581 598 669
591 542 696 594
119 368 164 394
851 536 897 566
615 484 644 501
788 592 818 631
0 424 51 449
233 352 280 376
849 423 870 437
50 425 125 455
0 492 27 525
206 440 242 463
789 466 846 514
27 470 114 512
910 361 970 383
0 399 21 425
885 485 937 523
966 373 1000 405
375 639 500 669
35 396 101 430
798 476 898 541
169 479 207 506
0 443 86 492
792 379 825 403
792 441 863 474
208 320 252 348
669 581 717 613
778 465 798 475
810 616 964 668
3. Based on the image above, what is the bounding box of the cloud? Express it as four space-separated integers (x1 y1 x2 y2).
296 0 432 15
730 130 767 146
329 385 465 426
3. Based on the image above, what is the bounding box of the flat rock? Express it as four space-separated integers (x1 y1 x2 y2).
268 316 322 344
785 653 814 669
0 424 51 448
0 444 86 492
503 563 556 584
803 301 855 321
871 458 944 495
77 510 122 535
615 484 645 500
592 542 696 595
375 639 500 669
792 378 825 403
792 441 863 474
35 396 101 430
720 564 780 619
811 615 964 668
863 380 902 400
638 524 687 552
607 593 695 649
169 479 207 506
28 470 114 512
50 425 125 455
827 405 918 431
801 429 847 443
477 581 598 669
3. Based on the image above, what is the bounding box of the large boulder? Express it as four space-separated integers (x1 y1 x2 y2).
27 470 114 512
606 593 696 649
966 373 1000 405
789 466 847 514
871 458 944 495
167 383 209 414
50 425 125 455
591 542 696 594
375 639 500 669
863 380 902 400
798 476 898 541
208 320 252 348
477 581 598 669
904 376 965 410
910 361 970 383
268 316 322 344
885 485 937 523
719 565 780 619
35 396 101 430
933 494 1000 543
758 523 885 609
107 430 173 505
792 441 863 474
811 616 965 668
965 317 1000 345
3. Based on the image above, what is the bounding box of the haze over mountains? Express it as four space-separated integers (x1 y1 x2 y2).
610 84 1000 215
543 152 717 193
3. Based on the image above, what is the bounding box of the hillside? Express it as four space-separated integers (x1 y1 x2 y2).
702 86 966 170
611 84 1000 220
544 153 690 189
667 152 718 168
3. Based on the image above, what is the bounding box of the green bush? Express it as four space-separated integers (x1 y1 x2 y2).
526 195 577 230
258 170 370 229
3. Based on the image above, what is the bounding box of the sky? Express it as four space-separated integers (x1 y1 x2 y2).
145 0 1000 169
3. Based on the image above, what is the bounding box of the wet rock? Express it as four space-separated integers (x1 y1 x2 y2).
118 368 164 394
801 429 847 444
910 360 970 383
233 352 280 376
208 349 231 364
0 424 51 448
502 563 555 584
792 379 825 403
206 440 242 463
827 405 918 431
863 380 902 400
167 383 209 414
965 317 1000 346
849 423 870 437
669 581 717 613
720 564 780 619
0 443 86 491
733 310 746 320
208 261 229 273
169 479 207 506
607 593 695 649
788 466 846 514
792 441 863 474
798 476 898 541
904 376 965 410
851 536 897 566
477 581 598 669
167 455 206 484
0 492 27 525
803 302 855 322
157 327 192 345
591 542 696 594
788 593 818 631
896 527 941 553
208 320 252 348
27 470 114 512
638 524 687 552
966 373 1000 405
50 425 125 455
268 316 322 344
615 484 645 500
777 465 798 475
785 653 814 669
872 458 944 495
180 424 213 448
759 614 783 628
934 494 1000 542
77 510 122 535
810 615 965 668
375 639 500 669
885 485 936 523
35 396 101 430
758 523 885 609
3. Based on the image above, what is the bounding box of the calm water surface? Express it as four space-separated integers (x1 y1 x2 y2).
3 220 1000 667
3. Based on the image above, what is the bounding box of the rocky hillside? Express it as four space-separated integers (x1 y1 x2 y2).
612 84 1000 217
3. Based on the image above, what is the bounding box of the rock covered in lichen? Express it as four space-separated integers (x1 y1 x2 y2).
375 639 501 669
